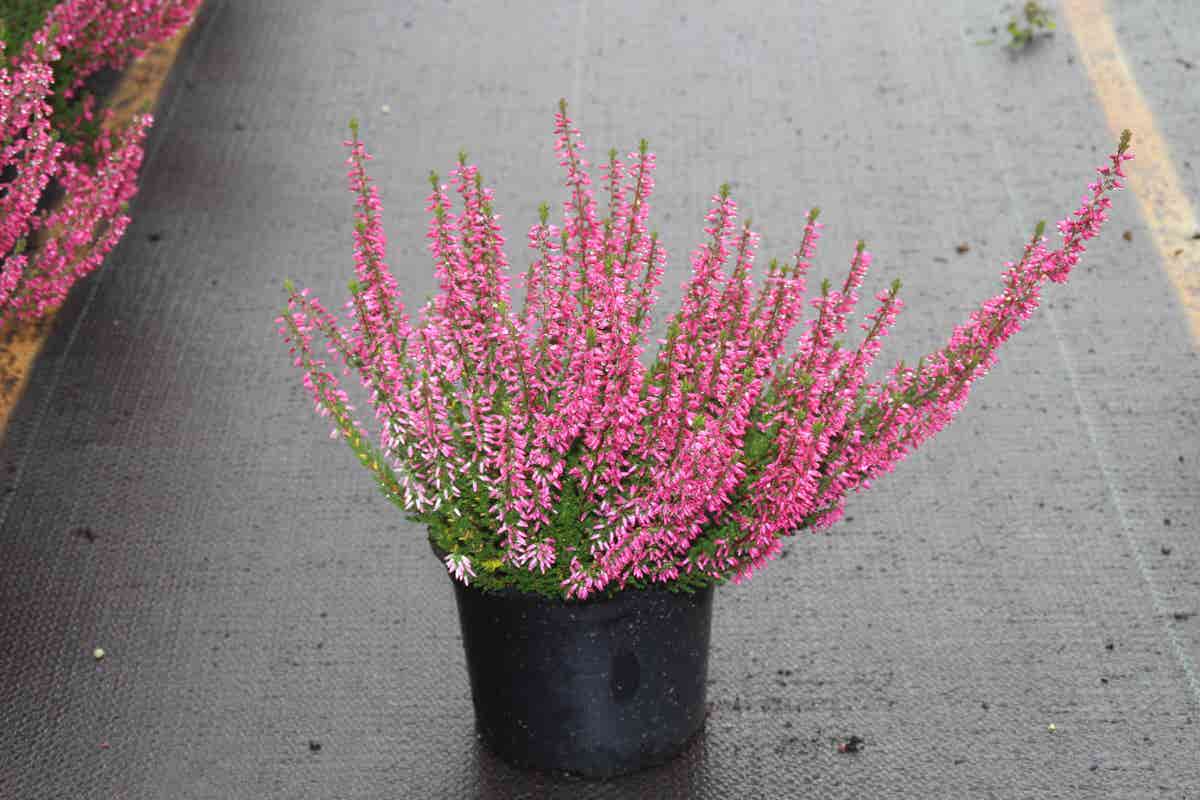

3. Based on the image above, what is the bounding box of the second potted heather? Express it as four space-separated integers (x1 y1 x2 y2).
278 101 1132 777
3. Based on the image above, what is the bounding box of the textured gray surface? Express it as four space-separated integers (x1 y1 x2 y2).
1 1 1198 797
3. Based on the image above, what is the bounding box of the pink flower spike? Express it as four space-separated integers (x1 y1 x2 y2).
445 553 477 585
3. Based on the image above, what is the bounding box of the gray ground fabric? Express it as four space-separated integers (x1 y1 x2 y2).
2 1 1198 797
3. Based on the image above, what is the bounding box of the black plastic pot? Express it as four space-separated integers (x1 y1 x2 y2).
440 549 714 778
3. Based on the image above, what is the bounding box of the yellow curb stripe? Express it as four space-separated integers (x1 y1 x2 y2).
1063 0 1200 344
0 21 194 436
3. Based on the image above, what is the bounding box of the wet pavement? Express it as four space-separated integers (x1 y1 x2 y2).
1 1 1198 797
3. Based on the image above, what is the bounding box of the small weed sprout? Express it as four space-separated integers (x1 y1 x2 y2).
1008 2 1055 49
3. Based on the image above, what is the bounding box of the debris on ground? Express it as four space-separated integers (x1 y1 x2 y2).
1122 230 1132 241
93 647 106 661
308 739 322 753
69 526 96 542
1047 723 1057 733
955 243 970 254
835 735 865 753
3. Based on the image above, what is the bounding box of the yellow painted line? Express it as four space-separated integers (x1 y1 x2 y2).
0 21 194 435
1063 0 1200 344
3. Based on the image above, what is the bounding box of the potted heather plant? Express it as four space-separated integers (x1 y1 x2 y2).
277 101 1132 777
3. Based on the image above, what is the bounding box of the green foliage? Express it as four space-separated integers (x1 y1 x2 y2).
742 421 779 471
426 474 575 597
0 0 59 55
426 472 721 600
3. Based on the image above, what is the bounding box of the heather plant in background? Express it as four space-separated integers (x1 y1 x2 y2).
0 0 201 323
278 101 1132 600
